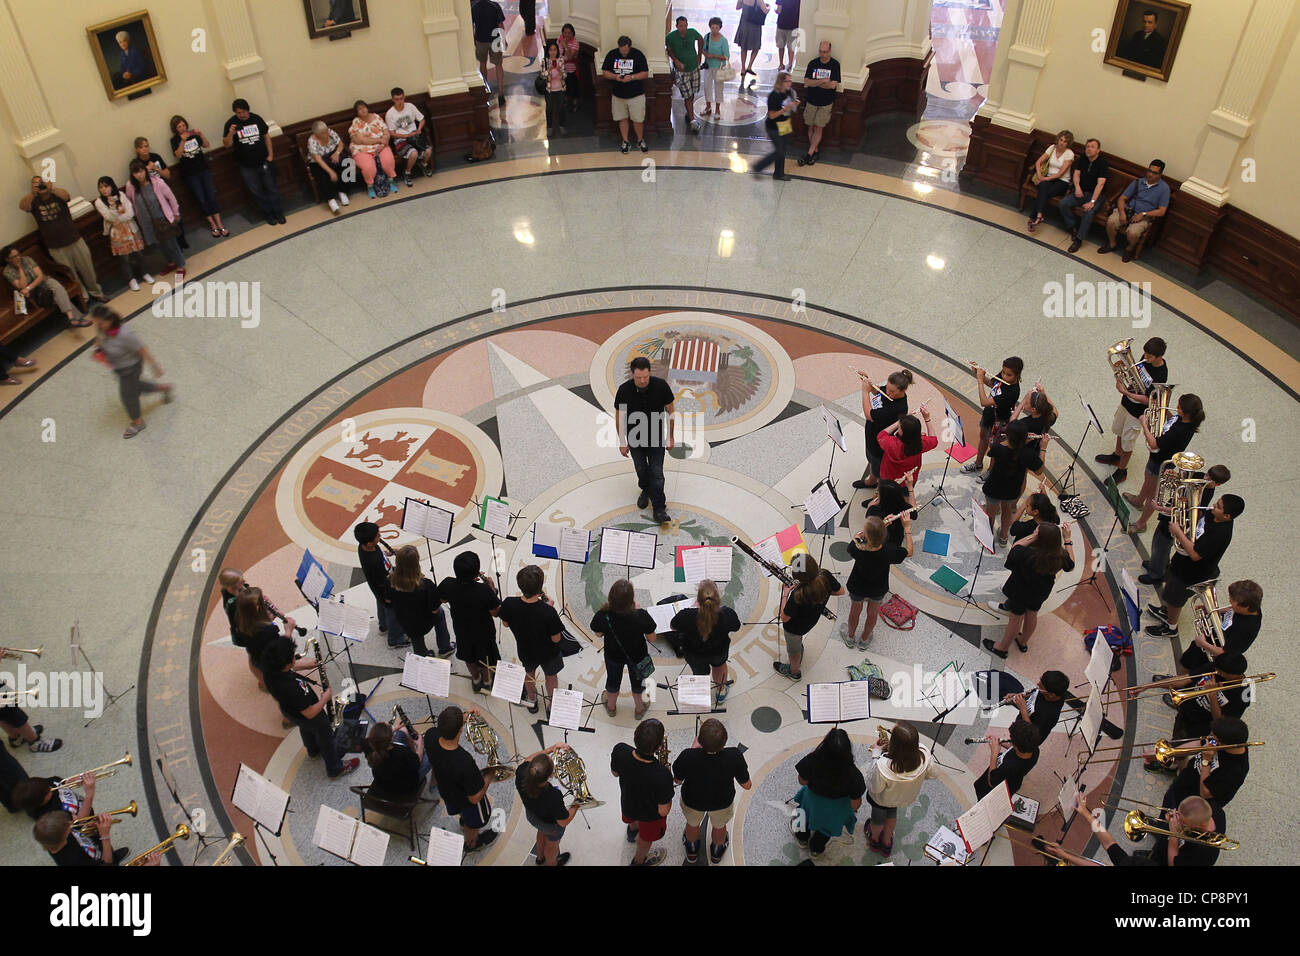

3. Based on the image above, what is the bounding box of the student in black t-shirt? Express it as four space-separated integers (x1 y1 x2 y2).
263 637 359 779
355 522 408 647
591 579 657 719
1142 462 1228 586
752 72 799 181
1136 655 1252 755
614 356 676 523
386 545 452 657
1003 670 1070 744
221 98 285 225
1146 495 1243 638
981 427 1046 547
1006 487 1058 545
983 523 1075 658
962 357 1023 476
973 718 1039 800
168 115 227 237
774 555 843 680
1176 579 1261 675
1006 384 1057 465
365 719 423 798
672 718 751 864
843 514 912 650
1096 337 1167 485
438 551 501 693
670 579 741 704
794 728 866 855
611 718 675 866
1161 716 1251 809
423 705 501 852
1126 391 1203 532
499 565 565 714
1146 795 1228 867
33 809 145 866
516 744 580 866
862 478 916 540
853 368 912 490
231 587 299 689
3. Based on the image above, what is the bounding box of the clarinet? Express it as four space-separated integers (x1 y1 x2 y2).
311 638 340 729
245 584 306 636
730 536 836 621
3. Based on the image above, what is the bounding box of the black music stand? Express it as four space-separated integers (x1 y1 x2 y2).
920 442 966 523
71 621 135 728
919 662 969 774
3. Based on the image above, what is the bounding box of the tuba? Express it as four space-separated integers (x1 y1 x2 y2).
1144 383 1177 434
1189 579 1228 648
1107 339 1147 395
465 712 514 781
552 746 602 807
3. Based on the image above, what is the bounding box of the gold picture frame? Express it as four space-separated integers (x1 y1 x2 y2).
303 0 370 40
1103 0 1191 82
87 10 166 101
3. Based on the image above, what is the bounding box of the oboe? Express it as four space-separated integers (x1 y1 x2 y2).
310 638 341 730
730 536 836 621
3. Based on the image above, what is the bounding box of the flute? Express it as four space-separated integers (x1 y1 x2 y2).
848 365 886 395
967 360 1010 387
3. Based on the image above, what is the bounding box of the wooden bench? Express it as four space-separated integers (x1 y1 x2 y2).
0 241 87 345
295 121 358 204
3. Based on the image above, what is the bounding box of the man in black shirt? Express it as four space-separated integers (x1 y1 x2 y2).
263 637 359 779
1004 670 1070 743
423 705 500 852
611 718 674 866
1059 137 1109 252
797 42 840 166
601 36 651 153
614 356 676 523
1147 495 1243 637
1162 716 1251 809
498 565 565 713
671 718 751 864
354 522 408 647
1095 337 1166 485
973 718 1039 800
1141 462 1227 586
470 0 506 104
221 98 285 225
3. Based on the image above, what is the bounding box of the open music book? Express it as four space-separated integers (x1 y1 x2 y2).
312 804 389 866
806 680 871 724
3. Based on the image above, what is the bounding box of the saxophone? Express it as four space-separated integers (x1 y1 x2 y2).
655 737 670 769
465 711 514 781
552 746 602 807
310 638 340 730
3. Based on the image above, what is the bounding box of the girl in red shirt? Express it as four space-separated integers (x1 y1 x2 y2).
877 409 937 483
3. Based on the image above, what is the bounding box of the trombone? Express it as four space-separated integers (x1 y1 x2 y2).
1098 796 1239 851
51 752 133 791
992 828 1102 866
1081 735 1265 768
1101 672 1274 705
70 800 138 834
125 823 191 865
211 832 245 866
0 646 42 660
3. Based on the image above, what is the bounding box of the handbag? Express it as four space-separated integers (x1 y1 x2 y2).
597 611 655 682
718 63 736 82
879 594 918 630
776 117 793 137
558 628 582 658
534 72 548 95
151 215 180 241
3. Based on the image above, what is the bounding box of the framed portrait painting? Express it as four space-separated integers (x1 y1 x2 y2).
1104 0 1191 82
303 0 370 39
87 10 166 101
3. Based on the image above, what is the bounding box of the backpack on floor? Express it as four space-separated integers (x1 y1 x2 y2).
1084 624 1132 657
879 594 918 630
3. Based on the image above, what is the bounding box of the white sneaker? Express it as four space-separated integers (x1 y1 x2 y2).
839 625 855 649
142 273 154 283
328 198 340 214
338 192 350 206
961 461 982 474
128 279 140 291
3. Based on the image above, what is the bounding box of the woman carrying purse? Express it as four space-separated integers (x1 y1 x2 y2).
590 579 656 718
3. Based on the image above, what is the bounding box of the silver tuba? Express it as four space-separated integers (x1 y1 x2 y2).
1107 338 1147 395
1144 383 1177 435
1189 579 1228 648
1157 452 1209 554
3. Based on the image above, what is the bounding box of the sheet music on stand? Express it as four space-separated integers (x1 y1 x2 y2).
806 680 871 724
944 398 965 447
751 536 785 578
317 600 371 642
531 523 562 558
558 527 591 563
425 826 465 866
1057 776 1083 824
402 497 454 544
924 824 971 865
956 783 1014 854
1080 684 1104 752
548 688 584 731
677 674 713 713
312 804 389 866
680 545 732 585
231 764 290 835
1085 625 1114 692
646 599 693 633
599 527 658 569
296 550 334 605
804 480 843 530
479 496 512 537
970 496 996 554
400 653 451 697
821 405 848 452
491 660 526 703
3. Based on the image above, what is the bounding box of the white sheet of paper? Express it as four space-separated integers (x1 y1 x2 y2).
1057 776 1081 823
752 536 784 578
491 660 526 703
678 674 713 713
1085 627 1114 693
626 531 657 570
970 497 995 553
340 603 370 642
837 679 871 721
348 821 389 866
1119 568 1139 614
400 653 451 696
426 505 453 544
317 600 346 636
232 764 290 832
681 547 709 585
547 688 584 730
312 804 359 861
956 784 1013 853
301 564 328 605
807 682 843 723
1081 685 1103 752
426 826 464 866
804 483 842 529
924 824 970 865
646 603 680 633
558 527 590 563
705 545 732 581
481 498 511 537
600 527 630 565
944 399 965 447
821 405 848 452
1079 393 1103 432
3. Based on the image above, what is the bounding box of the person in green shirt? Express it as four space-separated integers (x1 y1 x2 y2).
666 17 705 132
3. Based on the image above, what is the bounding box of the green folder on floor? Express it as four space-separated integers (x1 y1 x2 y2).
930 565 969 595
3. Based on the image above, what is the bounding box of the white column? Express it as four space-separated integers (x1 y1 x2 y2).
978 0 1020 118
1181 0 1292 206
989 0 1054 133
598 0 668 72
211 0 278 133
422 0 474 95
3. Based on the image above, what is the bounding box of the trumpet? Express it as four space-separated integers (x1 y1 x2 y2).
1189 579 1228 648
53 752 133 792
125 823 191 865
0 646 42 660
465 711 514 781
1083 735 1264 768
1098 797 1239 850
1107 338 1148 395
211 832 245 866
71 800 138 834
552 745 601 807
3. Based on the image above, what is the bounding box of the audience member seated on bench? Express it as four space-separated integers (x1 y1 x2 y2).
1101 159 1170 262
1059 137 1109 253
2 245 89 328
1027 130 1074 233
307 121 353 214
349 101 398 199
0 344 37 387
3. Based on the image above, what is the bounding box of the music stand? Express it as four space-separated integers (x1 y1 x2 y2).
1056 477 1125 611
954 500 998 621
1056 395 1103 513
71 621 134 728
154 734 225 863
919 661 969 773
532 523 592 640
920 398 968 522
402 497 455 571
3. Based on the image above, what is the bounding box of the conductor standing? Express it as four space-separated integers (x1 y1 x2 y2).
616 356 676 525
